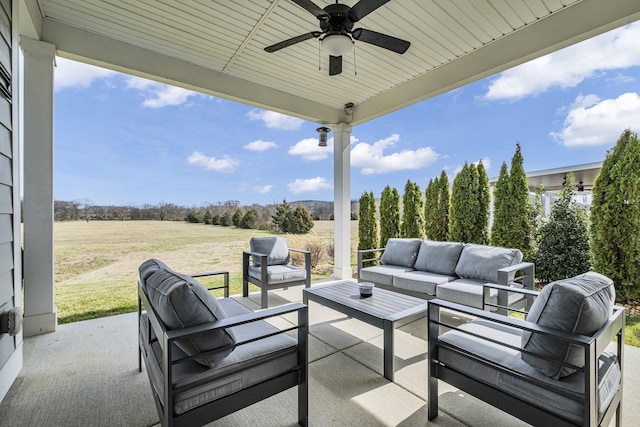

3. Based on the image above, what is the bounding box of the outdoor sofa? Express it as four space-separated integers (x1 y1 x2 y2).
358 238 535 311
428 271 624 426
137 259 308 427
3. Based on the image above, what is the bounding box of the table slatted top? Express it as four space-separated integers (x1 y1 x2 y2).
303 281 428 321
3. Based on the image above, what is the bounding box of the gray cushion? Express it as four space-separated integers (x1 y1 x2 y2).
380 238 422 268
392 270 454 295
436 278 524 310
145 269 236 368
248 264 307 285
143 298 298 414
454 244 523 283
414 240 464 275
521 272 615 379
359 265 414 287
438 318 620 425
139 258 170 292
250 237 291 266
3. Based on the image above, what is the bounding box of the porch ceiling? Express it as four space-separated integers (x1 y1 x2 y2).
25 0 640 125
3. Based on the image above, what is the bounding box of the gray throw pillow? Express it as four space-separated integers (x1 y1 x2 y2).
521 272 615 379
454 244 522 282
414 240 464 275
380 238 422 268
145 268 236 367
250 237 291 266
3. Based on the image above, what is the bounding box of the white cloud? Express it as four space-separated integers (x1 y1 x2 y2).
54 57 117 91
253 184 273 194
187 151 239 173
550 92 640 147
243 139 277 151
288 137 332 161
287 177 332 194
351 134 439 174
125 76 198 108
474 157 491 171
247 109 304 130
484 22 640 101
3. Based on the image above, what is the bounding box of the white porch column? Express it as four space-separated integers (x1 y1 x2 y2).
332 123 352 280
20 36 57 336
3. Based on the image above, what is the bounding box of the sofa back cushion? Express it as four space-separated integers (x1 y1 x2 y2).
381 238 422 268
145 268 236 367
250 237 291 266
454 244 523 282
414 240 464 275
138 258 169 292
521 271 615 379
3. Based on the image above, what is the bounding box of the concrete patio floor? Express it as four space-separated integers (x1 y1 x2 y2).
1 281 638 426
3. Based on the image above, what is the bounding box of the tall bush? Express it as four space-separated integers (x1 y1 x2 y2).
424 178 438 239
379 185 401 246
491 162 510 246
591 129 640 301
401 180 425 238
450 163 483 242
285 205 314 234
535 173 590 282
358 191 378 250
434 170 450 241
476 162 490 244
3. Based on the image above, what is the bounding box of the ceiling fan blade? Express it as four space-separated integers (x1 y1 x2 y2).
264 32 320 53
291 0 330 20
352 28 410 54
348 0 391 22
329 55 342 76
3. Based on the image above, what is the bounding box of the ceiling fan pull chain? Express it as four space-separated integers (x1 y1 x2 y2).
353 43 357 76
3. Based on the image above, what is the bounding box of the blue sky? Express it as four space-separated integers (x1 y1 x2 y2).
54 21 640 207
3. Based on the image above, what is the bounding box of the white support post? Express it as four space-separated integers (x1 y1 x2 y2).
20 36 57 336
332 123 352 280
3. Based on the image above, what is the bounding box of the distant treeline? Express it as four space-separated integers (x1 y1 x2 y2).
54 199 359 223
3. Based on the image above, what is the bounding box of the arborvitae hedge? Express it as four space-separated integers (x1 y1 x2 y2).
401 180 425 238
491 162 510 247
477 162 490 244
434 170 450 241
358 191 378 250
591 129 640 301
379 185 401 246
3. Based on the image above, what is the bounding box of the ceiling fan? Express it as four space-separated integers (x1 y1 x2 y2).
264 0 410 76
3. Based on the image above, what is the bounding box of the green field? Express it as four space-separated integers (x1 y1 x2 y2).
54 219 639 347
54 220 353 324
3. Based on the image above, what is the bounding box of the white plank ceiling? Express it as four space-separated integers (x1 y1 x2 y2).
28 0 640 125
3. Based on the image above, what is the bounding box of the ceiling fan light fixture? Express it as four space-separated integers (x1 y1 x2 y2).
321 34 353 56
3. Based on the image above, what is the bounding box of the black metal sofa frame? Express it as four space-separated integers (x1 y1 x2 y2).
138 269 308 427
428 283 624 427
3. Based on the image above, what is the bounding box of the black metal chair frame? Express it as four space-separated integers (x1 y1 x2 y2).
427 284 625 427
138 270 309 427
242 247 311 309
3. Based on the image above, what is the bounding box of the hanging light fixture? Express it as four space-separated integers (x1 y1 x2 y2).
316 126 331 147
320 34 353 57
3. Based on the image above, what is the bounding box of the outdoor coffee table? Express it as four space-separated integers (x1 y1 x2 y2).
303 280 428 381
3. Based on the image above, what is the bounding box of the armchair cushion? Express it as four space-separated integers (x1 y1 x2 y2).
145 268 236 368
248 264 307 285
521 271 615 379
414 240 463 275
380 238 422 268
250 237 291 266
138 258 170 292
454 244 522 283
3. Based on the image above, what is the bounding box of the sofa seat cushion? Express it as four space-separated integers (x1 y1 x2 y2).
392 271 455 295
438 318 621 425
250 237 291 266
414 240 464 276
522 272 615 379
436 278 524 310
454 244 523 283
145 268 236 368
380 238 422 268
360 265 415 287
247 264 307 285
144 298 299 415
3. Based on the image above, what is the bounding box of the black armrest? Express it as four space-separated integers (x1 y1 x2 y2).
357 248 385 279
190 270 229 297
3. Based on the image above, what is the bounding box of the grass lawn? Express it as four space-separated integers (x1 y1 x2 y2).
54 219 640 347
54 220 354 324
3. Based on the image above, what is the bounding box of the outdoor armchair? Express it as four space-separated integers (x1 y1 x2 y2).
243 237 311 309
137 259 308 427
428 271 624 426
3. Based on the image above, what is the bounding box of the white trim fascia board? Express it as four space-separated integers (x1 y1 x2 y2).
41 19 347 125
351 0 640 125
